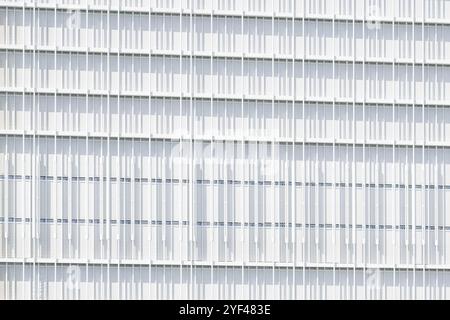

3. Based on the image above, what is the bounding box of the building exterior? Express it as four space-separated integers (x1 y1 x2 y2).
2 0 450 300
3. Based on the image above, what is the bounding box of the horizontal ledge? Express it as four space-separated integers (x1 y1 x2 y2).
1 218 449 231
1 176 449 190
0 130 447 148
1 3 448 27
1 88 447 108
0 46 446 67
0 258 448 271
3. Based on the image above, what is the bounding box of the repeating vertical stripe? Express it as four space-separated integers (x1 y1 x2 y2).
1 0 450 300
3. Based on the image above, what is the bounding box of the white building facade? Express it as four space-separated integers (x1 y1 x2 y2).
2 0 450 299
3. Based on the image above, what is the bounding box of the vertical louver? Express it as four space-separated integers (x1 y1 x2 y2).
1 0 450 299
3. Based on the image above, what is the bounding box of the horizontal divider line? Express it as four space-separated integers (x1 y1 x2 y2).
0 217 448 230
1 4 448 27
0 259 448 271
1 131 447 148
1 88 447 108
1 46 446 67
0 175 449 190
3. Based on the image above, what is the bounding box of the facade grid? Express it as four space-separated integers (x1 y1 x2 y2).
1 0 450 299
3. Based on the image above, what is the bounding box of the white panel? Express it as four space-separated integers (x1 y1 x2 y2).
2 0 450 300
